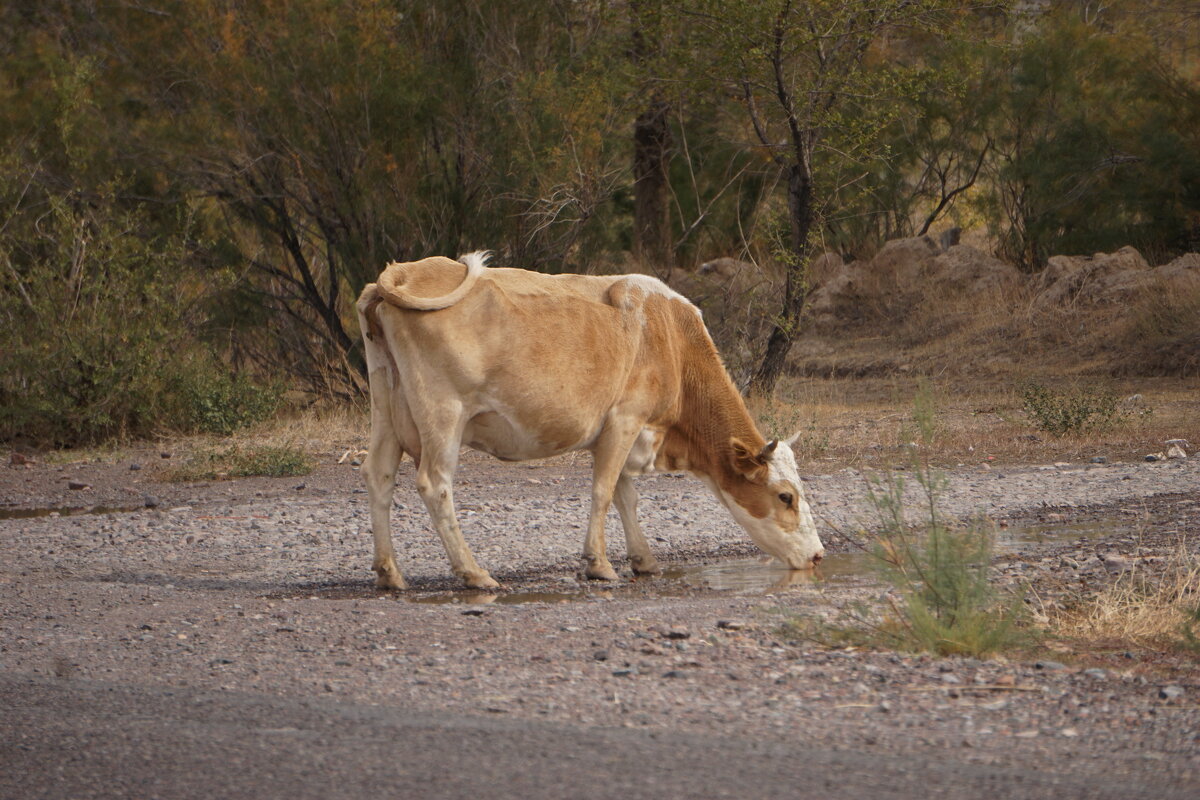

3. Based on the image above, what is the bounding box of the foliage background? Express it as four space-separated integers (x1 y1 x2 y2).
2 0 1197 444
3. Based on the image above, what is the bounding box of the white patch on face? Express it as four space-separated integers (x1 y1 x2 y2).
712 444 824 569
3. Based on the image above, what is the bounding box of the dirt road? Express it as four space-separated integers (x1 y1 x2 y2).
2 451 1198 797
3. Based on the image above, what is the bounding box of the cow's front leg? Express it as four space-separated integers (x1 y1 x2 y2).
614 473 661 575
415 438 498 590
584 423 642 581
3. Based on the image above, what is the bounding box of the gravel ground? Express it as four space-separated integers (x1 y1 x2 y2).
2 449 1199 796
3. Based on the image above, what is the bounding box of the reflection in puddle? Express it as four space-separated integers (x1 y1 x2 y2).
0 504 145 520
664 554 872 592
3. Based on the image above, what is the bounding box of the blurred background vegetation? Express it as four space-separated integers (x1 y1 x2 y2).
2 0 1197 445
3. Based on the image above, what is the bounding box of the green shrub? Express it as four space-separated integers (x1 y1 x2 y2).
0 186 202 446
1021 383 1121 437
165 444 313 481
181 371 282 436
858 462 1030 657
783 389 1030 657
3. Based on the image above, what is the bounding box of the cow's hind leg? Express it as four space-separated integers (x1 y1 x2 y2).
364 420 407 590
583 422 643 581
415 424 499 590
614 473 661 575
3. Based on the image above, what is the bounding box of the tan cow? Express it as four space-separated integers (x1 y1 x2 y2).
356 252 823 589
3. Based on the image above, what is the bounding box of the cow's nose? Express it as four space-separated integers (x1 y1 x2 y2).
811 552 824 566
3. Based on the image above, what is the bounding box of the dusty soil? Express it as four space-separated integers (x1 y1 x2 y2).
2 447 1199 797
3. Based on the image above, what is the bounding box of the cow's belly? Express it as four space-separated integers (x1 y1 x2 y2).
463 409 597 462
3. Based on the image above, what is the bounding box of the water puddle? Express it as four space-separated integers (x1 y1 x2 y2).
276 553 876 606
1001 519 1128 549
0 504 144 520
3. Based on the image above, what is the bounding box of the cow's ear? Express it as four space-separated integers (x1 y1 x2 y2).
730 438 769 483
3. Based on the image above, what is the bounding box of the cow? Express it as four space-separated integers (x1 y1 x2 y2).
356 252 823 590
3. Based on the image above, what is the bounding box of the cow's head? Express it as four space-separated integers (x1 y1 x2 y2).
715 437 824 569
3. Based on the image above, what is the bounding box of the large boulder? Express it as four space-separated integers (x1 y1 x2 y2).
869 235 940 284
925 244 1022 293
1154 253 1200 288
1033 246 1153 307
806 259 869 326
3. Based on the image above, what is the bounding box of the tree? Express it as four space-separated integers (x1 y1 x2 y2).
683 0 961 395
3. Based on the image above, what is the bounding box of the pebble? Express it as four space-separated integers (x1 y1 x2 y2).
1083 668 1108 681
67 480 89 490
1089 457 1107 464
143 495 160 509
1159 685 1184 700
716 620 745 631
130 463 142 471
1035 660 1068 672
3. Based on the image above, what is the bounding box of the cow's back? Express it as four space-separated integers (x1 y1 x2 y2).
365 262 694 459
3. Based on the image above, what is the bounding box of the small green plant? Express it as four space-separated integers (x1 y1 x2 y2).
785 388 1030 657
1021 383 1120 437
165 444 313 481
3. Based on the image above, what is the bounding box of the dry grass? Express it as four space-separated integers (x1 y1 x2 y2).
1053 544 1200 653
763 374 1195 470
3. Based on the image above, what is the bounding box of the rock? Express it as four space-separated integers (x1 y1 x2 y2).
294 482 306 491
160 451 172 459
662 670 685 679
67 480 90 490
941 673 962 684
1034 246 1153 307
1035 660 1068 672
460 608 486 617
143 495 160 509
1159 685 1184 700
1089 456 1107 464
925 245 1022 294
592 650 609 662
1166 445 1187 460
662 627 691 640
129 463 142 471
1083 668 1108 680
806 261 869 326
1145 453 1165 462
716 619 746 631
612 668 636 677
1153 253 1200 289
1099 553 1133 573
937 227 961 250
871 236 940 285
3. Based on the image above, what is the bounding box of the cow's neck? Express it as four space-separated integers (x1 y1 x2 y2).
659 322 765 489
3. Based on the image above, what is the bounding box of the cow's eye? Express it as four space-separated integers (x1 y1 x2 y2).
778 492 793 507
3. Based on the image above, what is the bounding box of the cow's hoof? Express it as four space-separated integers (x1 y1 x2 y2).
374 567 407 590
585 562 619 581
463 572 500 590
630 556 662 576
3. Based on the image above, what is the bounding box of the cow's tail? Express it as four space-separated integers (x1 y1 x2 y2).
375 251 489 311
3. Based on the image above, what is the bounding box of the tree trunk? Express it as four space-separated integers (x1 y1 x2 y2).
633 98 672 274
748 161 814 397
